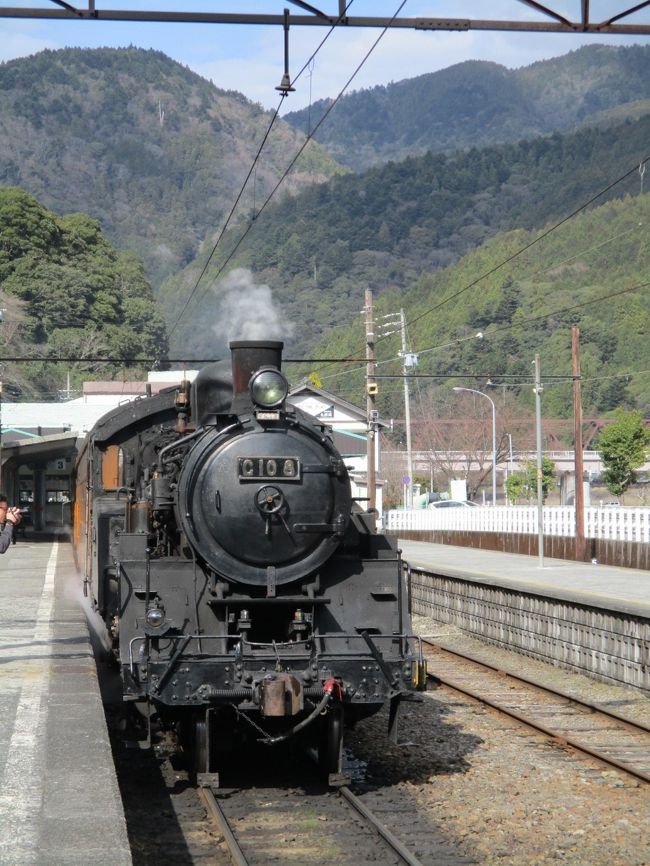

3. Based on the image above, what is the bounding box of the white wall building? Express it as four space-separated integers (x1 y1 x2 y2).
289 383 382 518
2 375 381 517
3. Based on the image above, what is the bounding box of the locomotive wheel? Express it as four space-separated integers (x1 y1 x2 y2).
318 707 343 776
192 716 210 779
188 710 235 782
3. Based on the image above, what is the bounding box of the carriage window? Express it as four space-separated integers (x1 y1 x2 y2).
102 445 123 490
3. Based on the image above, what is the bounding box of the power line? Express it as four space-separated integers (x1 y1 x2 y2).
4 271 648 367
185 0 408 304
412 278 650 360
304 164 648 377
167 1 356 339
0 355 368 364
169 0 413 337
402 157 649 334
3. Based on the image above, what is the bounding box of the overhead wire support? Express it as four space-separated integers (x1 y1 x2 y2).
5 3 650 34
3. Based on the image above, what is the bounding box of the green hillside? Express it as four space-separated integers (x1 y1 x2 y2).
283 44 650 171
163 111 650 364
309 194 650 419
0 47 343 286
0 187 167 399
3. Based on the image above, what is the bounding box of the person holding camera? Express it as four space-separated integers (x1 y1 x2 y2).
0 495 22 553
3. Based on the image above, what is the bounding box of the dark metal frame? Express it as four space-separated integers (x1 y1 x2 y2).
1 1 650 34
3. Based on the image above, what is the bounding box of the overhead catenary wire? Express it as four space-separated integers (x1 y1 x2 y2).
401 156 650 335
176 0 408 308
167 0 356 339
168 0 409 338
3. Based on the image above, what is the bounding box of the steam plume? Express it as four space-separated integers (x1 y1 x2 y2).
212 268 294 343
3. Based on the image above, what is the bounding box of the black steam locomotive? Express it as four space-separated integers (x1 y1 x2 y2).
75 341 417 783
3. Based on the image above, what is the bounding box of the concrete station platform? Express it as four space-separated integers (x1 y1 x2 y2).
0 534 132 866
398 539 650 691
399 539 650 617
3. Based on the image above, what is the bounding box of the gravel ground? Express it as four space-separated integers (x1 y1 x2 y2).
342 615 650 866
106 620 650 866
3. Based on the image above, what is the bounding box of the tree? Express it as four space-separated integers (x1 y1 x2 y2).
597 410 650 496
505 473 527 505
505 458 556 504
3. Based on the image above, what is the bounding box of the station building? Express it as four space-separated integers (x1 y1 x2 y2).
0 375 378 531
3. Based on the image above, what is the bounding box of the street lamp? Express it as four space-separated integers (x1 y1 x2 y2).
453 386 497 505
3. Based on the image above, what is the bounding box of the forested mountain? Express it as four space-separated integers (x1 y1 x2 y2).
0 47 342 286
0 187 167 399
308 193 650 420
2 44 649 418
163 110 650 371
283 44 650 171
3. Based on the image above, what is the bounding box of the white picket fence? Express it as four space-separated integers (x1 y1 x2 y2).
385 506 650 543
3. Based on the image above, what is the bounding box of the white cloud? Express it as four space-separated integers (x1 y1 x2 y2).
0 25 56 63
193 11 650 112
1 1 650 111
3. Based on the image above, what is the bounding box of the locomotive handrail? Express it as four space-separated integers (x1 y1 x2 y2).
128 632 423 673
156 424 207 470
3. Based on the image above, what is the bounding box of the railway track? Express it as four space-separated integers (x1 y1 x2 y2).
199 782 427 866
423 640 650 784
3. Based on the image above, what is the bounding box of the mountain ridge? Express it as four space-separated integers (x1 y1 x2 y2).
282 44 650 171
0 46 343 286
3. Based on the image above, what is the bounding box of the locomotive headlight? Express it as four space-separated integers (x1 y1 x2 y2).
145 606 165 628
250 368 289 408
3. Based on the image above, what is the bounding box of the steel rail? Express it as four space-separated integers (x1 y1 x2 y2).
424 640 650 736
423 643 650 785
199 787 250 866
338 785 424 866
201 782 423 866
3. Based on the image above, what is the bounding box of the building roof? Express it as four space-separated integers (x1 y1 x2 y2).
289 383 366 426
1 378 368 442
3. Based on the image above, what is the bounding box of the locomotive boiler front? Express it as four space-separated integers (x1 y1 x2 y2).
176 341 352 586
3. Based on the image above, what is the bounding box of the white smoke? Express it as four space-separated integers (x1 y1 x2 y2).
65 569 113 655
212 268 294 343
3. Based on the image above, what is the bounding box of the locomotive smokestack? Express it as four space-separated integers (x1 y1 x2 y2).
230 341 284 396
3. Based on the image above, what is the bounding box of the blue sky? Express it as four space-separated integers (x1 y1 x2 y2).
2 2 650 111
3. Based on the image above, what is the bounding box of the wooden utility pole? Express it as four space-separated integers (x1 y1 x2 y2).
572 326 586 561
365 288 377 514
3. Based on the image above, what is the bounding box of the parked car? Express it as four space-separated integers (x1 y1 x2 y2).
428 500 478 509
